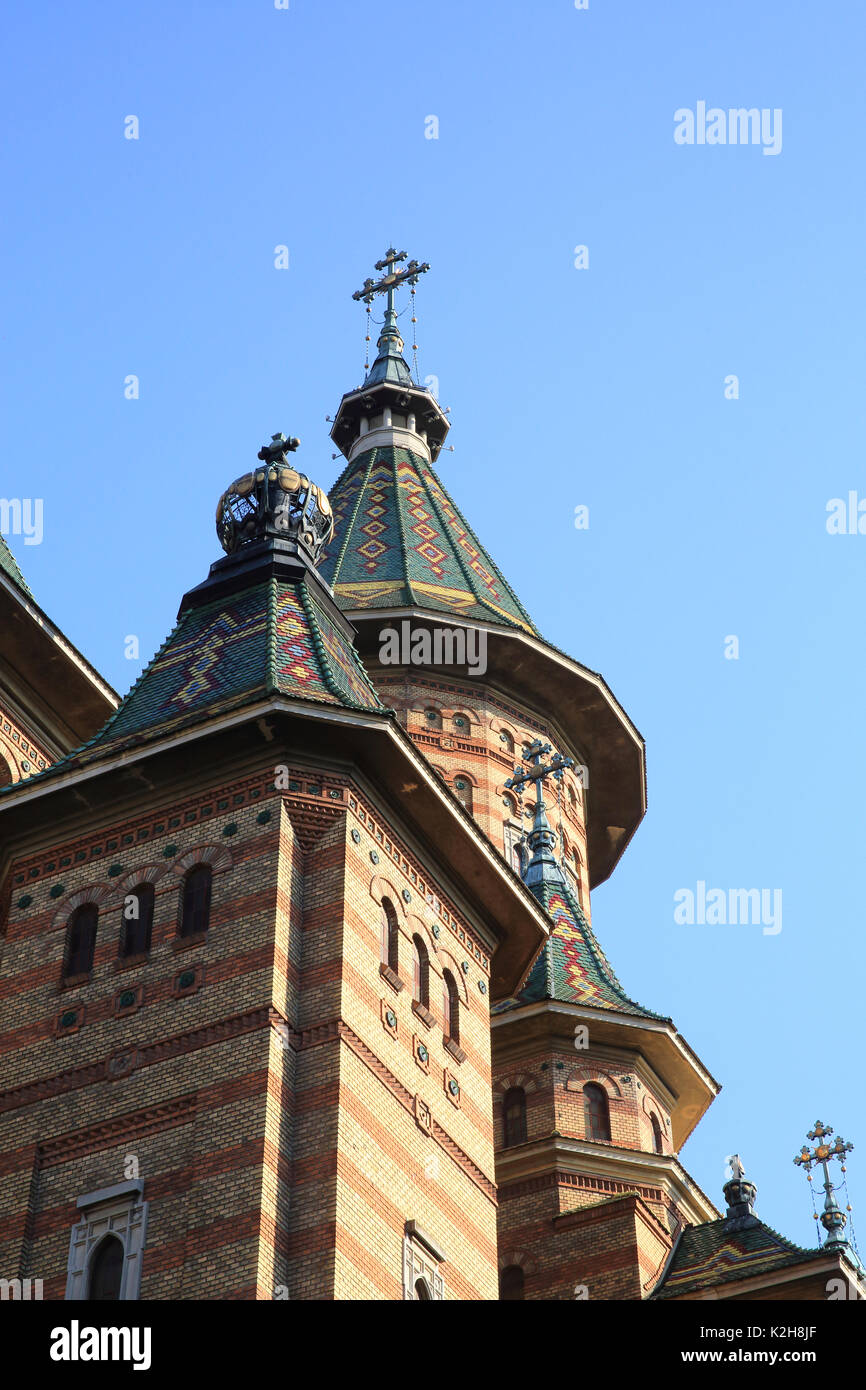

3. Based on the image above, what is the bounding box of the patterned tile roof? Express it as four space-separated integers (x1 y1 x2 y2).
5 575 383 784
493 874 666 1020
0 533 32 597
320 445 539 635
652 1216 827 1299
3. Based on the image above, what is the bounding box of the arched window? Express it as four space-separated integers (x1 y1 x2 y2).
64 903 98 978
503 1087 527 1147
499 1265 525 1301
453 712 471 735
380 897 399 974
423 707 442 731
0 754 13 787
651 1112 664 1155
180 864 212 938
411 934 429 1008
414 1277 432 1300
584 1082 611 1141
120 884 154 957
568 784 577 812
499 728 515 754
88 1235 124 1301
442 969 460 1045
453 776 473 814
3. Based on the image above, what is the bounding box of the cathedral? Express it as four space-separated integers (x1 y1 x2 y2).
0 250 862 1302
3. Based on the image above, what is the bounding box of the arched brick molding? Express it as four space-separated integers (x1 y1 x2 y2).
172 844 233 878
117 863 172 895
435 946 469 1003
498 1250 538 1276
51 884 114 932
494 1073 539 1095
369 874 408 920
565 1067 623 1099
405 912 439 955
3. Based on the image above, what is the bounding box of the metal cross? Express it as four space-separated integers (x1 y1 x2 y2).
352 247 430 312
505 738 575 804
793 1121 854 1249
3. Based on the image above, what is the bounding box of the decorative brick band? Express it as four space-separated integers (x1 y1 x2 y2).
37 1096 197 1168
499 1168 671 1209
0 1006 270 1114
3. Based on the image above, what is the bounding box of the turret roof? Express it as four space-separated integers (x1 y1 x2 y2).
319 444 539 635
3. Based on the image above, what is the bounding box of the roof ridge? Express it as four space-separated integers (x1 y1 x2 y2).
422 456 539 632
330 447 379 585
392 448 420 608
297 581 384 711
0 532 32 597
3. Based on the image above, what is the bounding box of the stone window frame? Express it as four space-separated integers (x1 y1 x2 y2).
403 1222 445 1301
65 1179 148 1301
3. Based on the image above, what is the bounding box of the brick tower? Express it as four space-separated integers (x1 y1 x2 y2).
318 249 723 1299
0 444 547 1300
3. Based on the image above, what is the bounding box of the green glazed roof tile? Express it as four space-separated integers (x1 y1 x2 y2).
653 1217 826 1299
493 874 667 1021
320 445 540 635
0 533 32 597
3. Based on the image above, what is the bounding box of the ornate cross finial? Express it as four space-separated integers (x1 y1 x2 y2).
793 1121 855 1251
257 432 300 465
351 248 430 308
505 739 574 887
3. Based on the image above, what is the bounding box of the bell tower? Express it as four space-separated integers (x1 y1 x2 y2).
320 249 722 1299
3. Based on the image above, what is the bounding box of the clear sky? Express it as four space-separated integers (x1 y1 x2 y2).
2 0 864 1253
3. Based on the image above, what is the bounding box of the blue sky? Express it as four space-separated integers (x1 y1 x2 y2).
2 0 864 1252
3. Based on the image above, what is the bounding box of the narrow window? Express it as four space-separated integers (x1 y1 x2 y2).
499 729 515 755
442 969 460 1045
411 934 429 1008
651 1113 664 1155
414 1277 432 1300
584 1082 611 1142
88 1236 124 1301
380 897 399 973
0 755 13 787
65 904 98 978
424 708 442 730
499 1265 525 1301
180 864 212 938
453 776 473 813
503 1087 527 1147
121 884 154 957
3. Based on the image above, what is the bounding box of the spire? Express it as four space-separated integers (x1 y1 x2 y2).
331 249 449 465
794 1121 856 1254
353 248 428 389
505 739 573 890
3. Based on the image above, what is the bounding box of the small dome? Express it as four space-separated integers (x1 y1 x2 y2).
216 434 334 562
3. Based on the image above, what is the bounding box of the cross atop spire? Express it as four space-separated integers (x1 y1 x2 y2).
351 248 430 309
794 1121 855 1252
505 739 574 889
352 248 430 389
